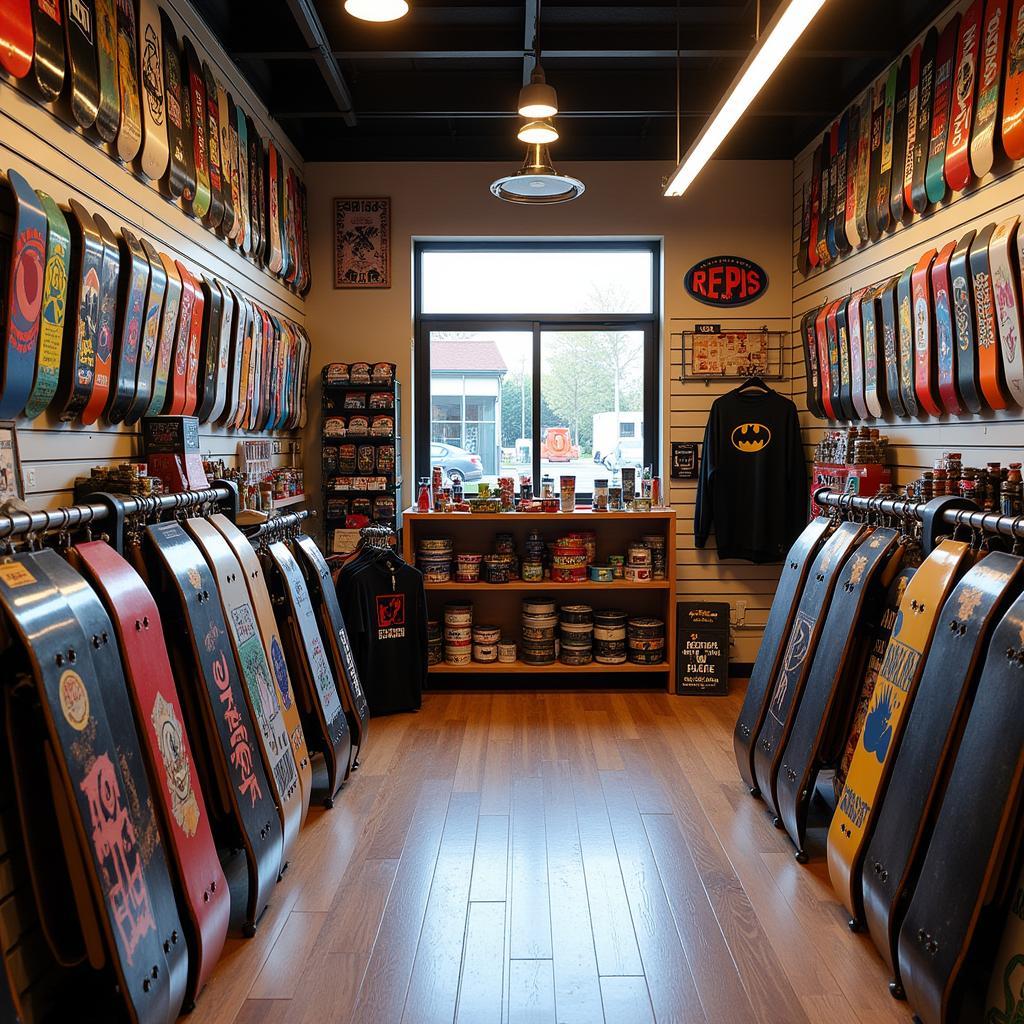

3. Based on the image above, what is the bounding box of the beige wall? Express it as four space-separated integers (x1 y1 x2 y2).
304 158 794 661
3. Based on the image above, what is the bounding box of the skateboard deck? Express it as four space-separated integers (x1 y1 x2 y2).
912 248 943 417
93 0 119 143
807 143 822 270
734 517 833 795
877 275 906 417
185 518 302 869
896 264 921 417
862 551 1024 993
106 226 147 423
827 539 971 926
985 855 1024 1022
145 250 179 416
932 239 962 415
861 284 884 417
832 298 852 420
950 229 984 414
235 102 251 254
247 115 264 262
0 552 174 1024
854 89 872 245
0 170 46 420
221 88 238 244
137 0 169 182
55 199 100 421
899 581 1024 1024
160 9 189 200
0 0 32 79
990 214 1024 407
948 0 983 193
65 0 100 129
903 44 922 213
183 265 203 416
114 0 142 164
875 62 897 236
201 62 224 233
926 14 959 207
79 213 119 425
257 308 272 429
222 290 246 426
848 289 870 420
234 326 250 430
889 55 911 225
125 237 165 424
867 85 884 241
971 222 1012 409
31 0 65 99
297 325 311 427
973 0 1010 179
1004 0 1024 159
208 514 313 820
299 182 312 295
813 304 835 419
912 27 939 215
264 539 351 800
245 306 260 430
72 540 229 1007
753 520 866 820
141 520 281 934
208 284 232 424
196 276 222 423
24 190 69 420
825 300 843 420
293 533 371 764
183 37 210 219
165 259 193 415
278 160 291 280
266 142 283 274
776 527 901 858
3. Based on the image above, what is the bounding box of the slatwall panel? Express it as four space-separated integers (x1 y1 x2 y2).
791 0 1024 483
0 0 305 509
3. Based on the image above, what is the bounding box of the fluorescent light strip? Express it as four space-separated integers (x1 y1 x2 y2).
664 0 828 197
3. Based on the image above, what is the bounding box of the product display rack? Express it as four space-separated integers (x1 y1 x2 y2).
403 508 677 688
322 378 403 555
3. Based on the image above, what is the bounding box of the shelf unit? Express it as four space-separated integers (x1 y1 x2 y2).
403 508 677 688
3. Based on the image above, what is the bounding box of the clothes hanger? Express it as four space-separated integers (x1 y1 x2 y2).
736 374 772 394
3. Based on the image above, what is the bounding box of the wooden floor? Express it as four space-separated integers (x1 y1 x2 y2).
188 689 914 1024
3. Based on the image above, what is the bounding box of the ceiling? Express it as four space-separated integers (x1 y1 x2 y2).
193 0 938 163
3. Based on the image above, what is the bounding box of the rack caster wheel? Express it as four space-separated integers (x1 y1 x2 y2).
888 981 905 1001
749 786 760 798
243 922 257 938
794 850 808 864
772 816 783 830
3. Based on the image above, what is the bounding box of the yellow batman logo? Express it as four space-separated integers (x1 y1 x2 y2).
731 422 771 452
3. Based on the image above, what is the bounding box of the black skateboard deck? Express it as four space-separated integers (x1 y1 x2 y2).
125 237 166 425
299 181 312 296
776 527 902 859
106 226 148 424
752 520 866 820
141 520 281 934
220 86 238 244
63 0 99 130
137 0 169 183
824 121 839 261
971 221 1012 410
31 0 65 100
201 61 224 232
890 54 911 225
159 9 189 201
207 283 233 424
903 43 922 213
246 114 264 262
79 212 119 425
863 551 1024 995
235 100 251 254
734 517 833 796
899 580 1024 1024
877 276 905 417
933 239 962 415
196 276 222 423
807 143 822 270
114 0 142 164
93 0 120 144
182 37 210 219
912 27 939 214
145 251 179 416
950 229 984 414
836 297 856 421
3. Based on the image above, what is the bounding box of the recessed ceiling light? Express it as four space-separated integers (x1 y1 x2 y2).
344 0 409 22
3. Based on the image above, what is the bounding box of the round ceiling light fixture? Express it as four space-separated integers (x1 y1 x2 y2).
490 144 585 204
517 65 558 119
517 119 559 145
344 0 409 22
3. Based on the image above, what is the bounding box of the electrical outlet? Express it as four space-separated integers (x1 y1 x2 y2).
736 599 747 626
25 467 36 490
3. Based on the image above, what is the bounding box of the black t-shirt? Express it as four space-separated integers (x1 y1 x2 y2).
694 387 807 563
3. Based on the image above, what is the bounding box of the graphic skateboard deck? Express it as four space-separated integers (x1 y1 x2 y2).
813 304 835 419
221 88 239 244
266 142 283 274
137 0 168 182
854 89 872 245
990 214 1024 407
0 0 33 79
877 275 906 417
776 527 901 858
183 265 203 416
201 62 224 232
834 298 854 420
971 222 1012 409
903 44 922 213
64 0 100 129
196 276 222 423
293 534 371 765
926 14 959 207
972 0 1009 179
932 239 962 414
114 0 142 164
208 284 232 424
93 0 119 143
862 284 885 417
890 55 911 225
247 115 264 262
185 518 302 869
947 0 983 193
807 144 822 270
245 305 260 430
863 551 1024 993
160 9 189 200
896 264 921 417
875 62 897 236
867 85 884 241
182 37 210 219
106 226 147 423
72 540 230 1007
297 325 310 426
899 581 1024 1024
223 293 247 426
24 190 70 420
912 26 939 215
827 539 971 926
31 0 65 99
141 520 281 934
848 289 870 419
79 212 119 425
125 237 165 424
1003 0 1024 159
165 259 193 415
235 102 251 254
734 517 833 795
55 199 100 422
0 552 174 1024
145 250 179 416
985 854 1024 1022
0 169 46 420
911 248 942 416
950 229 984 414
299 182 312 296
208 514 313 819
825 300 843 420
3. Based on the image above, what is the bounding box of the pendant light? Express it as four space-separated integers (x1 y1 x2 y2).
490 144 585 204
344 0 409 22
517 119 559 145
518 66 558 119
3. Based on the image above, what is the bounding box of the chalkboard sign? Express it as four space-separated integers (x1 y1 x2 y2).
675 602 730 695
671 442 698 479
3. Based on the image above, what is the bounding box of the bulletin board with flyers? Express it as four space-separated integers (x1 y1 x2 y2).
675 324 786 383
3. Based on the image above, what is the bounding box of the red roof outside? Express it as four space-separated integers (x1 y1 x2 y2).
432 339 508 374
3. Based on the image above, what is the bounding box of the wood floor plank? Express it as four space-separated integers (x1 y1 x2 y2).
231 998 288 1024
618 738 674 814
322 859 399 955
470 814 510 903
507 960 556 1024
585 710 625 771
600 976 656 1024
456 902 506 1024
247 911 328 1000
287 950 367 1024
510 776 552 960
480 740 513 815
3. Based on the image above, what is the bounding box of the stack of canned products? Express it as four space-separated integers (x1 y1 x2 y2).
551 536 588 583
560 605 594 666
624 542 652 582
593 609 628 664
521 597 558 665
427 621 443 665
444 603 474 665
627 617 665 664
472 624 501 663
642 534 667 579
417 537 454 583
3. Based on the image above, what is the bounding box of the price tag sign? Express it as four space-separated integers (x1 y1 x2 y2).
675 602 729 696
694 323 721 334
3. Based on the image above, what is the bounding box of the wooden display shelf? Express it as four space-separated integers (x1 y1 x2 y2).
428 659 669 674
423 579 671 591
404 508 675 522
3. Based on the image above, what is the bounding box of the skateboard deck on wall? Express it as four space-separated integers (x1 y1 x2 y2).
807 144 822 270
878 275 906 417
300 182 312 295
221 89 239 244
278 161 291 281
65 0 100 130
235 102 251 254
209 515 314 814
912 248 943 417
160 9 189 200
31 0 65 99
297 325 311 426
93 0 120 143
776 527 901 859
245 306 260 430
233 322 250 430
72 540 230 1008
825 300 843 420
972 0 1009 180
862 551 1024 996
208 284 233 424
1003 0 1024 159
126 237 165 424
897 264 921 417
932 239 962 415
247 115 264 262
827 539 971 928
183 37 210 220
866 85 884 241
848 289 870 420
990 214 1024 407
137 0 168 182
141 520 281 935
183 265 204 416
266 142 284 274
0 552 174 1024
950 230 984 414
862 284 885 417
201 62 224 233
752 521 866 821
912 26 939 215
114 0 142 164
903 44 922 213
258 308 272 429
889 55 911 226
926 14 959 207
854 89 871 245
196 276 222 423
800 177 813 274
223 293 247 426
813 304 835 419
264 539 351 800
971 222 1012 409
875 62 897 236
185 518 303 868
79 213 119 426
24 190 70 420
106 226 148 424
293 533 372 765
947 0 983 193
898 583 1024 1024
55 199 101 422
146 251 179 416
0 0 32 79
836 298 856 421
165 259 194 415
230 96 245 249
734 517 834 795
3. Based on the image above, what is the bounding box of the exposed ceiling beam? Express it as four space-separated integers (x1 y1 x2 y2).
274 108 834 120
231 48 890 62
282 0 357 126
523 0 539 86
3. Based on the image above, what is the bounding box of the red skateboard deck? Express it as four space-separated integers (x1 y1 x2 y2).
202 61 224 232
971 222 1012 409
912 248 943 416
167 259 195 415
1003 0 1024 158
814 303 836 419
79 212 119 425
183 36 210 219
973 0 1009 179
807 143 822 269
146 250 179 416
31 0 65 100
183 265 204 416
947 0 983 192
925 14 959 207
0 0 32 79
125 237 166 424
990 214 1024 406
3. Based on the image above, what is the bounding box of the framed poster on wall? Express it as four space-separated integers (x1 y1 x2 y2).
0 422 23 502
333 197 391 289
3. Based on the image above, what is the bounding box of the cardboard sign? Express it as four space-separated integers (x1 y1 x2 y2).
676 602 730 695
142 415 209 492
